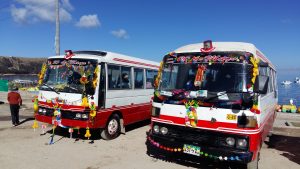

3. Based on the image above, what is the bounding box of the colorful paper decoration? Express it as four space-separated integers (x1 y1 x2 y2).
250 93 260 114
184 100 199 127
200 40 215 53
80 73 88 85
64 50 74 60
194 65 207 87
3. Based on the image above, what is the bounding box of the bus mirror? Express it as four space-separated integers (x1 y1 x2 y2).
254 75 269 94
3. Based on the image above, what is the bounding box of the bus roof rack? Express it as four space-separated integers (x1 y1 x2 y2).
73 50 107 56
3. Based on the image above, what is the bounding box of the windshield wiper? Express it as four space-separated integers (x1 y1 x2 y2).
204 91 228 102
65 85 80 92
40 83 60 94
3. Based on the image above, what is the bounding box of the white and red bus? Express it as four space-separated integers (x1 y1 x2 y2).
35 50 159 140
147 41 277 168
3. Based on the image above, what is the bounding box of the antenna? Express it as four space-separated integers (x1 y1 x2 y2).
55 0 60 56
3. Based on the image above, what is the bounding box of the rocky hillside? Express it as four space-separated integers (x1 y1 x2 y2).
0 56 46 74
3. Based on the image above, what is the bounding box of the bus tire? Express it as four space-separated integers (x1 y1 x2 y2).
101 114 121 140
246 152 259 169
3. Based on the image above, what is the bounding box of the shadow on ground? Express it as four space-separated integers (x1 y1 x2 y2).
265 134 300 165
0 115 34 121
45 119 150 143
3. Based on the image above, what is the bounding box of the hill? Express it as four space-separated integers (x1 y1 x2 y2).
0 56 46 74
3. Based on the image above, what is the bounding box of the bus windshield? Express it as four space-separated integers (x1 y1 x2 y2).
160 62 251 93
41 59 98 94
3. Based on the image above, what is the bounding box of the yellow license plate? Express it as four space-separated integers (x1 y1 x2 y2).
226 114 237 120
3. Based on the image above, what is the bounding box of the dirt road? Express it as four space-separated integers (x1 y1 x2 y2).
0 100 299 169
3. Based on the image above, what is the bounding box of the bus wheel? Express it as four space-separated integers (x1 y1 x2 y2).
101 114 121 140
246 152 259 169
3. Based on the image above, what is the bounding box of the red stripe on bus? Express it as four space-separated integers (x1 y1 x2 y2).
113 58 160 68
157 114 259 131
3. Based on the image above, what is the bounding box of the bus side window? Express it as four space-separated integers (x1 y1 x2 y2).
134 68 144 89
120 66 132 89
146 69 158 89
108 65 121 89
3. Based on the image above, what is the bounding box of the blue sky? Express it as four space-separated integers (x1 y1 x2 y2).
0 0 299 69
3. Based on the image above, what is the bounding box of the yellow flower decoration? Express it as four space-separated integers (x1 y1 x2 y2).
32 120 39 129
250 57 260 84
92 66 100 89
84 127 91 139
38 63 47 86
81 97 89 107
89 102 96 118
154 61 164 89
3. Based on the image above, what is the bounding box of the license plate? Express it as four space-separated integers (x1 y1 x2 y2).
183 144 201 156
227 114 237 120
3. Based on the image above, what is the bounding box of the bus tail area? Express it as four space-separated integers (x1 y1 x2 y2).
147 41 277 169
34 50 159 140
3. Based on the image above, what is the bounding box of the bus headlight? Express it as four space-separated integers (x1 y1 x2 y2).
42 109 47 114
81 114 88 119
153 125 160 133
226 137 235 146
236 139 247 149
38 108 43 113
75 113 81 118
160 127 168 135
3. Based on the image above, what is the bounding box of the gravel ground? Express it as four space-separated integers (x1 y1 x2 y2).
0 92 299 169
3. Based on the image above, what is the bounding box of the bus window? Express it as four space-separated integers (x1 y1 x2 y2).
134 68 144 89
108 65 121 89
146 69 158 89
120 66 132 89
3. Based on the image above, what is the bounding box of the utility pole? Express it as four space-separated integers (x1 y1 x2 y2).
55 0 60 55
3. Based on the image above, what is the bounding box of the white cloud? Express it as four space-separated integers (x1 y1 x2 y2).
111 29 129 39
75 14 100 28
11 0 73 24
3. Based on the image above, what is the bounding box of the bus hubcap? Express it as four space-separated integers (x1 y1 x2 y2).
108 119 118 135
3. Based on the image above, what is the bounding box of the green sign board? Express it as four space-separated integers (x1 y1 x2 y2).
0 80 8 92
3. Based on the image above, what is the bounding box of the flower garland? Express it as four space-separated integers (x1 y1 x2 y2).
92 65 100 89
32 96 39 130
148 136 245 162
38 63 47 86
89 101 96 124
250 56 260 114
154 61 164 89
250 57 260 84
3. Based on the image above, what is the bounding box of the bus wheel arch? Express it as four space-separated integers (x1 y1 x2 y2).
101 111 124 140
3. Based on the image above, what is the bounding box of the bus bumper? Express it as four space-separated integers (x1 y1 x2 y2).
147 124 253 164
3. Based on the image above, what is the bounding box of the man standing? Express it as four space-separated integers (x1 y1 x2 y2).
7 87 22 126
